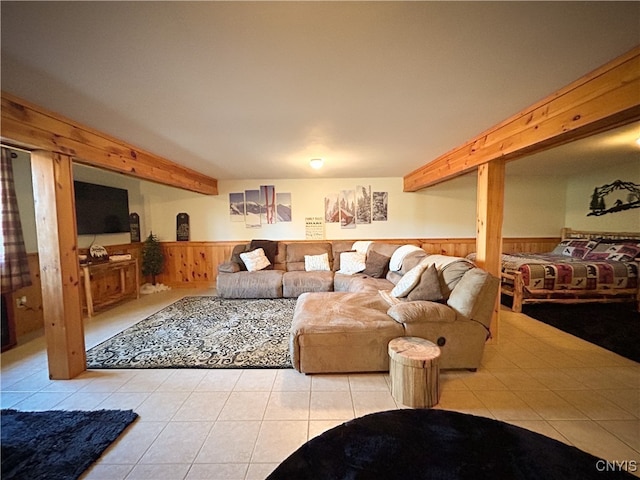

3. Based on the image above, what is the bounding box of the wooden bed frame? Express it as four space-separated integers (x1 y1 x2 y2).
501 228 640 313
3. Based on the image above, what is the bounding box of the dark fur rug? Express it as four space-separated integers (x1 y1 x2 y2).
1 409 138 480
268 409 634 479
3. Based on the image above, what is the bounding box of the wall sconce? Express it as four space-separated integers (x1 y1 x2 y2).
310 158 324 169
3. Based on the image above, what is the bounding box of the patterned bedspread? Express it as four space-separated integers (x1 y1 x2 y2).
497 253 638 292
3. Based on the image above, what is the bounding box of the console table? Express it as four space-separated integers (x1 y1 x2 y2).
80 259 140 318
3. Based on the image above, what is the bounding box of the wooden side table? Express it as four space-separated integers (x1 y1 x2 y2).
388 336 441 408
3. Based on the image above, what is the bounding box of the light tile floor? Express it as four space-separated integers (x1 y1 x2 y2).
1 289 638 479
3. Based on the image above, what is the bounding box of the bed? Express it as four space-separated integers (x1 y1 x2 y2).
469 228 640 313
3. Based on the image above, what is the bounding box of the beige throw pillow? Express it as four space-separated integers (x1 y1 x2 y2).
239 248 271 272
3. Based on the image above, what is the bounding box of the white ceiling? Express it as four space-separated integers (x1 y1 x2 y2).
1 1 639 182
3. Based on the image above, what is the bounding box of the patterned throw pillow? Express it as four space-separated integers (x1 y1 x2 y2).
551 240 598 259
391 261 429 298
338 251 367 275
305 253 331 271
584 241 640 262
239 248 271 272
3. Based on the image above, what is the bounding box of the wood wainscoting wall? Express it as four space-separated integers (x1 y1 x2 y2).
4 236 559 346
156 237 561 289
5 253 45 342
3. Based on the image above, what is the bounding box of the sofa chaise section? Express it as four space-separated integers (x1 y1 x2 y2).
290 292 405 373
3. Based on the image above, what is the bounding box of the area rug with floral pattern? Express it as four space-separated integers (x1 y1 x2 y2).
86 296 295 369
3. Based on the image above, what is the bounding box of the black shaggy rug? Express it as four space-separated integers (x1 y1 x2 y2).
522 302 640 363
268 409 634 480
1 409 138 480
86 296 296 369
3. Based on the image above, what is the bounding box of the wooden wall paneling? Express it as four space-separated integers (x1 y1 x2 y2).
502 237 560 254
1 92 218 195
30 151 86 379
404 46 640 191
10 253 44 338
154 238 570 289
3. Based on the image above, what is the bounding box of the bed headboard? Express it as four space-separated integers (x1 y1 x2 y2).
561 227 640 242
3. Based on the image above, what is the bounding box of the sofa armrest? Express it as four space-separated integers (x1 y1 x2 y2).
218 261 241 274
387 301 456 324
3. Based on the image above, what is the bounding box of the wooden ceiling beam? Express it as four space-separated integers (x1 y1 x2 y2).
1 91 218 195
404 45 640 192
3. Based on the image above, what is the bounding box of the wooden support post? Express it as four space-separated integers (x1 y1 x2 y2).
475 160 505 342
31 150 86 379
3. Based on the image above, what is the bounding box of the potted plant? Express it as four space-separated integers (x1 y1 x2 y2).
141 232 164 285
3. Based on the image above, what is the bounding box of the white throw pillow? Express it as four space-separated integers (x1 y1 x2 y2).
391 261 429 297
305 253 330 271
239 248 271 272
337 251 367 275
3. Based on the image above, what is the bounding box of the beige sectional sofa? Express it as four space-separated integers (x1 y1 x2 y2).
217 240 499 373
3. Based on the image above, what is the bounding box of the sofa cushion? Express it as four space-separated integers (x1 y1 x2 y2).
447 268 499 328
397 250 429 275
334 273 394 293
338 251 367 275
387 301 456 324
305 253 331 271
419 255 476 299
369 242 402 259
363 250 390 278
283 271 334 298
391 261 429 297
218 262 241 274
216 270 284 298
240 248 271 272
407 264 444 302
287 243 333 271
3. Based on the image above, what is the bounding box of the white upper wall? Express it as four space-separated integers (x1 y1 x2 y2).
11 155 636 252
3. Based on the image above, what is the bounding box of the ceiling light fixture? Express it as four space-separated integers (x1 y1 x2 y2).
636 137 640 147
310 158 324 169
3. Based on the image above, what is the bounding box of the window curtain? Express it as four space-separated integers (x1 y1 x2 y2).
0 147 32 293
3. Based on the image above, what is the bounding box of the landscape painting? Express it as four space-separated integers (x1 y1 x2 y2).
229 192 245 222
373 191 388 221
245 189 261 228
277 192 292 222
324 192 339 223
260 185 277 224
340 190 356 229
356 184 372 224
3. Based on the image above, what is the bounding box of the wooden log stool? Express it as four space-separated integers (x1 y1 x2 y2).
388 336 441 408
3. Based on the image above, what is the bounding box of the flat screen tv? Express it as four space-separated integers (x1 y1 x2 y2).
74 181 130 235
